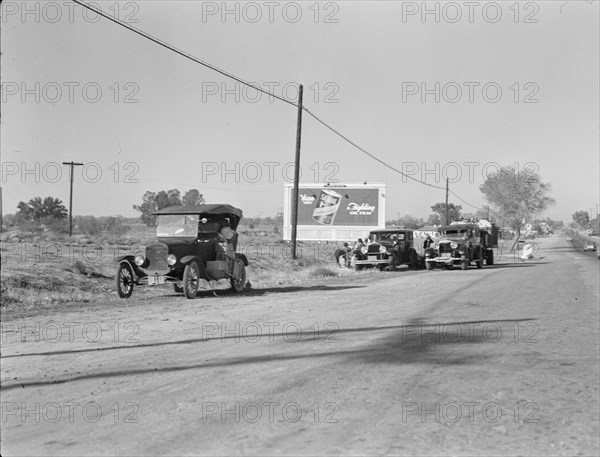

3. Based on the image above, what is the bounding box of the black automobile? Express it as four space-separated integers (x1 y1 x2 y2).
424 222 496 270
116 204 248 299
352 229 420 271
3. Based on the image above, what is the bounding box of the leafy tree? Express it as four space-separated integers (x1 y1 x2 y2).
479 165 555 247
430 202 462 224
427 213 441 226
133 191 158 226
387 214 425 229
572 210 590 229
17 196 68 221
462 206 498 224
182 189 205 206
133 188 205 226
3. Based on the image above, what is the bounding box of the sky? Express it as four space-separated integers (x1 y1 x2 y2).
1 0 599 223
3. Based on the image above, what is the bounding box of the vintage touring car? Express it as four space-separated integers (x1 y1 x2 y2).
115 204 248 299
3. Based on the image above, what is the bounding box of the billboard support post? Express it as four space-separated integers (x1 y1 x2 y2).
291 84 303 260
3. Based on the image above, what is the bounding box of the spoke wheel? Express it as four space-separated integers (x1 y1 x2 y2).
116 262 134 298
230 260 246 292
183 261 200 299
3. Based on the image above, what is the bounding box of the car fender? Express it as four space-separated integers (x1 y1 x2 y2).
180 255 209 279
234 253 249 266
424 247 437 258
116 258 145 279
180 255 203 266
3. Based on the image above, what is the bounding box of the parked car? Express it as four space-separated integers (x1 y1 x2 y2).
424 220 498 270
583 242 597 252
566 237 573 242
116 204 248 299
352 229 420 271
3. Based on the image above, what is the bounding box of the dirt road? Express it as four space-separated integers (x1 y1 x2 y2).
2 236 598 456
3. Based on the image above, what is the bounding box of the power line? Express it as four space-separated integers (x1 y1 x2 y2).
70 0 296 108
72 0 482 202
302 107 446 190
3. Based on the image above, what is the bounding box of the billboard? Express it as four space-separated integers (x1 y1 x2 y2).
283 183 386 241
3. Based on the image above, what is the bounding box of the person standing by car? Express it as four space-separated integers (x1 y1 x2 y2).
351 238 366 267
423 235 434 249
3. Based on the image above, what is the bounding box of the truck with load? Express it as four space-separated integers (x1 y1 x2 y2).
424 219 499 270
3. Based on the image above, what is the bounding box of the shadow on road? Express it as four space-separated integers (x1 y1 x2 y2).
481 262 547 269
159 284 366 299
2 318 537 390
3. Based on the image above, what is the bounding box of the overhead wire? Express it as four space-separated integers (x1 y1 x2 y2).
71 0 482 206
70 0 296 108
302 107 446 190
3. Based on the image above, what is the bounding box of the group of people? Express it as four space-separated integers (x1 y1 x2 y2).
336 234 436 268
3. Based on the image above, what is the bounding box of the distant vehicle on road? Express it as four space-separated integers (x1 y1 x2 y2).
566 237 573 242
583 242 596 252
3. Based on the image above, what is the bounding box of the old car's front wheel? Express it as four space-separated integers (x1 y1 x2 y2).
230 259 246 293
116 262 134 299
486 249 494 265
183 261 200 299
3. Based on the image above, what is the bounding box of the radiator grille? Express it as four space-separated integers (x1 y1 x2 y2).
146 242 169 271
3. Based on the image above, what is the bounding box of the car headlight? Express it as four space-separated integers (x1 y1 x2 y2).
167 254 177 266
450 241 457 249
134 255 145 266
361 246 368 254
379 245 387 253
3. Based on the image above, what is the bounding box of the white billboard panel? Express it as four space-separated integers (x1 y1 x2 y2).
283 183 386 241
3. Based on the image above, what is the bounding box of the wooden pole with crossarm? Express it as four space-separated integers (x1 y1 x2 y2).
62 161 84 236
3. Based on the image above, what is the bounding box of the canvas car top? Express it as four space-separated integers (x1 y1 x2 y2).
153 204 242 217
153 204 243 230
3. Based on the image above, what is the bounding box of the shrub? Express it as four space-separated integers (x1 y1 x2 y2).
308 266 337 277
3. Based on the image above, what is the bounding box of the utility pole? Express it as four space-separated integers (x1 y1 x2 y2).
445 177 449 225
62 161 84 236
291 84 303 260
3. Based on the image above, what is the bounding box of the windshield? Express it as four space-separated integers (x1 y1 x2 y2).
156 214 199 237
439 227 475 239
375 232 405 242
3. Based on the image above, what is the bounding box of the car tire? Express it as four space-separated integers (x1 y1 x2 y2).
425 261 433 270
486 249 494 265
476 259 483 268
116 262 134 299
461 259 469 270
183 261 200 299
230 259 246 293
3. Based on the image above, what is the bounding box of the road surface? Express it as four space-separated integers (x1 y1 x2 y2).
1 235 598 456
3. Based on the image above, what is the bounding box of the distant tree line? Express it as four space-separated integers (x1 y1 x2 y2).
133 189 205 226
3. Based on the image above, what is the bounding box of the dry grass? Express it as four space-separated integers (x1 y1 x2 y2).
0 224 349 312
